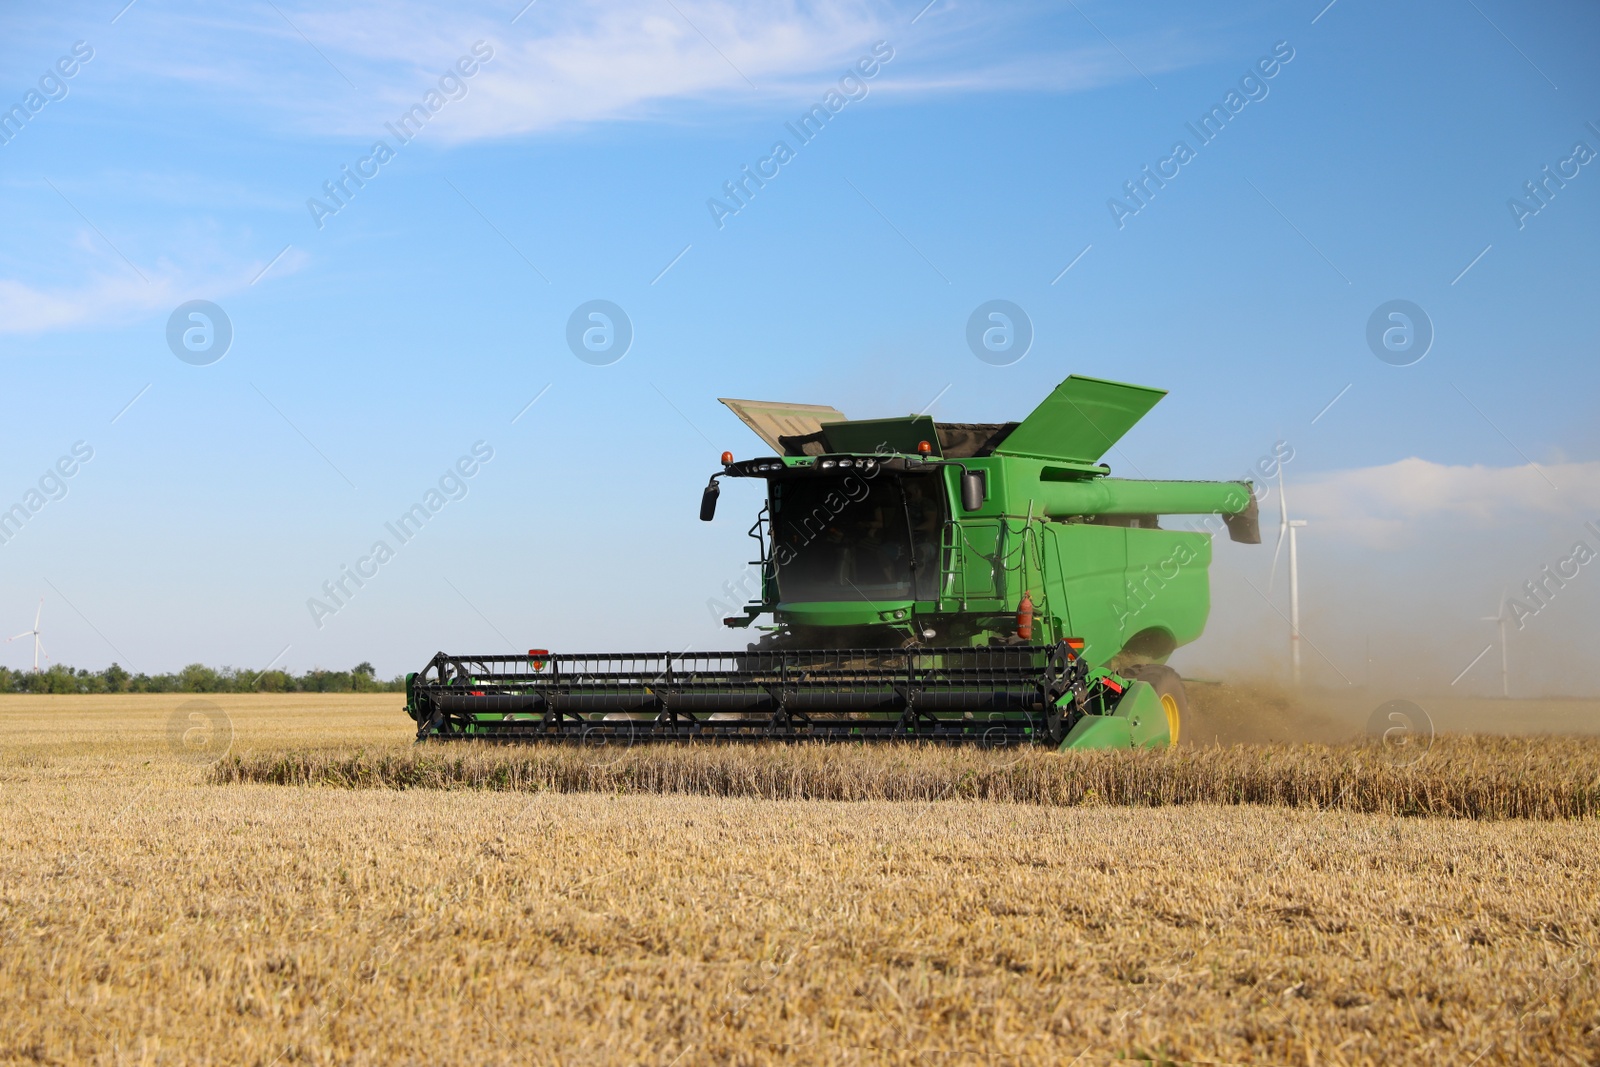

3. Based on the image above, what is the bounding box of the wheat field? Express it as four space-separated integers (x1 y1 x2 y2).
1 693 1597 1065
218 735 1600 819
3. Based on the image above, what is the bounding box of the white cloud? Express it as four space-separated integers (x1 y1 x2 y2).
82 1 1190 141
442 3 892 140
0 246 308 335
1290 457 1600 549
0 274 174 335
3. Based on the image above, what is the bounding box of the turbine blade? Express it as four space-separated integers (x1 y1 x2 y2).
6 632 31 642
1268 523 1287 594
33 599 42 629
1268 465 1289 593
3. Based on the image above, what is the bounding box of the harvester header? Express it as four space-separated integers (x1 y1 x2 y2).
408 374 1259 750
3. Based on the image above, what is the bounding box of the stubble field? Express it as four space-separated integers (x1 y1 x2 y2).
1 692 1596 1065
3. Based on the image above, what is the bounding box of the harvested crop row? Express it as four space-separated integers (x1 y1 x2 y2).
214 735 1600 819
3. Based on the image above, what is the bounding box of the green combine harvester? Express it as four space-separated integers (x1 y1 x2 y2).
407 375 1259 749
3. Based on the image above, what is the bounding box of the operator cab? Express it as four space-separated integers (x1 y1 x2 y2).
767 463 944 604
705 454 968 646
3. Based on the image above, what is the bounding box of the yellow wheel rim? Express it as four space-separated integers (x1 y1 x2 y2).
1161 693 1180 747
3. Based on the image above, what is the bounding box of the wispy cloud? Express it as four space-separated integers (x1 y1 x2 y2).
0 247 308 335
68 0 1193 141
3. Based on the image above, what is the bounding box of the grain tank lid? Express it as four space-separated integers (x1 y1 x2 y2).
991 374 1167 464
718 398 848 454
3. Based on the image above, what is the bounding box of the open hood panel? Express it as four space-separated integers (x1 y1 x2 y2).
991 374 1166 464
718 398 848 454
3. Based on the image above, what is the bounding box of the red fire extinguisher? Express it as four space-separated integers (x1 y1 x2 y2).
1016 591 1034 641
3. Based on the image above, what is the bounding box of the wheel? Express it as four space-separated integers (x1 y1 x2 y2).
1121 664 1191 748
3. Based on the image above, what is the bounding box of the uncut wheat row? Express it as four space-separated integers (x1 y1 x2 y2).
214 735 1600 819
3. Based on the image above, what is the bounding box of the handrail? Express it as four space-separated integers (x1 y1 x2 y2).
937 509 1053 630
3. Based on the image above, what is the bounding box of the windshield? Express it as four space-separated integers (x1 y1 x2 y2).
769 473 944 603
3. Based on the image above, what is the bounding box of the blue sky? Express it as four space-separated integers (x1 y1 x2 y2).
2 0 1598 695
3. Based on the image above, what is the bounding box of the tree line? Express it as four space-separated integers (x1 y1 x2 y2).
0 662 405 695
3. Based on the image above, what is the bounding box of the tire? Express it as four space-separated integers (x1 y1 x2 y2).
1121 664 1194 748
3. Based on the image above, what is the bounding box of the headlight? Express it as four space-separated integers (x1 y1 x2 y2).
820 459 836 469
838 458 854 468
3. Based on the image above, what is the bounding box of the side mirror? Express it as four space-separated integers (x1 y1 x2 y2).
960 470 986 512
699 480 720 521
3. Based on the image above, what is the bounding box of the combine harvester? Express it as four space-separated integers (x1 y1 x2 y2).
407 375 1259 749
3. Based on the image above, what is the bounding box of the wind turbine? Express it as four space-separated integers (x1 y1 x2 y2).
1268 466 1308 686
1481 589 1510 698
7 598 47 672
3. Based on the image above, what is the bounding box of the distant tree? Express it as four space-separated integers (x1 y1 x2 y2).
351 662 382 692
0 660 404 694
104 663 130 693
179 664 219 693
254 669 289 693
143 672 176 693
26 665 81 694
